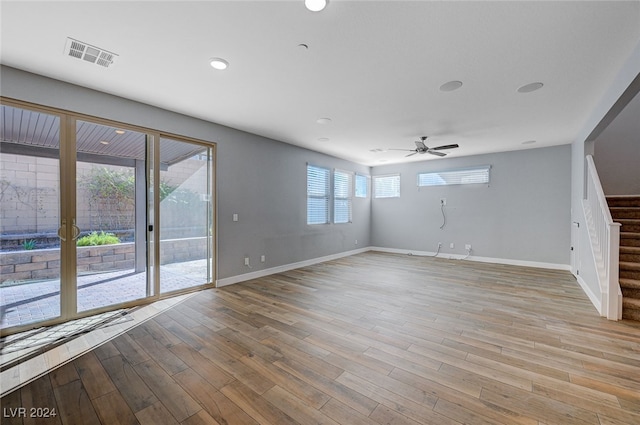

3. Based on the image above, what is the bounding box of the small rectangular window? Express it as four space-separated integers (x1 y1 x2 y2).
418 166 490 187
355 174 369 198
307 165 330 224
374 174 400 198
334 169 352 224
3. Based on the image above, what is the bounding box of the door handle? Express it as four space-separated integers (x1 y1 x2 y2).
71 219 81 241
58 219 67 241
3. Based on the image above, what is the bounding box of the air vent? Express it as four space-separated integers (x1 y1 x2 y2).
64 38 118 68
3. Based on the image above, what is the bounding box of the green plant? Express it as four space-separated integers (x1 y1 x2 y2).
78 167 181 230
22 239 37 250
76 231 120 246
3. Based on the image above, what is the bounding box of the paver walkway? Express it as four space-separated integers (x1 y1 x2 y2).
0 260 209 329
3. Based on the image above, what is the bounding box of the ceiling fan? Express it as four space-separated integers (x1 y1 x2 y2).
391 136 459 157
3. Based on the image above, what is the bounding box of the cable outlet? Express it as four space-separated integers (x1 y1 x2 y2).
440 198 446 206
465 244 472 251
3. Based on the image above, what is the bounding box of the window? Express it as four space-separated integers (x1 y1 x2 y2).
418 165 491 187
355 174 369 198
307 165 330 224
334 170 352 223
374 174 400 198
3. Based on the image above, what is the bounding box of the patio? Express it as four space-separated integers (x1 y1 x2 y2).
0 259 210 329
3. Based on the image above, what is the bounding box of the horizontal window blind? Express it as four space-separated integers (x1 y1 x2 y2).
307 165 330 224
418 165 490 187
355 174 369 198
374 174 400 198
334 169 352 223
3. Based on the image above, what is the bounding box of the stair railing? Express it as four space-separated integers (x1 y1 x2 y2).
583 155 622 320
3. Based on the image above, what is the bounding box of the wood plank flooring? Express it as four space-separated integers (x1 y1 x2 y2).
2 252 640 424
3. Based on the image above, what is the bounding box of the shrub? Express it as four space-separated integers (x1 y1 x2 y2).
22 239 37 250
76 231 120 246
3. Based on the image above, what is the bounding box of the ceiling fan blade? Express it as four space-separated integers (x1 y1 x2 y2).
428 150 447 157
405 152 418 157
431 144 459 150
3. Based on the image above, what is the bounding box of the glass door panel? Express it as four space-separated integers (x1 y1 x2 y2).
75 120 150 312
159 137 214 293
0 105 62 328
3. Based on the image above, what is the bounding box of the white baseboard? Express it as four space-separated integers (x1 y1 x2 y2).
216 246 572 288
369 246 571 271
215 247 370 287
575 274 604 316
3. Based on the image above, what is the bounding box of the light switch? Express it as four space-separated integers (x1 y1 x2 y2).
233 213 238 222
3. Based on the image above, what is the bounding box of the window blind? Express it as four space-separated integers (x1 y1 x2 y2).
334 170 352 223
307 165 330 224
355 174 369 198
418 165 490 187
374 174 400 198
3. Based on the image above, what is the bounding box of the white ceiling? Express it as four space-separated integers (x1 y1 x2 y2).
1 0 640 166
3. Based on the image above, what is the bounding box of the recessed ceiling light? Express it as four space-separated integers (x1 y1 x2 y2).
209 58 229 70
517 82 543 93
369 148 387 153
522 140 537 145
318 137 330 142
316 117 332 125
305 0 328 12
439 81 463 92
100 140 110 145
115 129 125 135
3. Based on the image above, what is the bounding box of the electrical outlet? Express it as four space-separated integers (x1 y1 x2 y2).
260 255 265 263
355 239 358 245
449 243 454 249
244 257 250 266
233 213 238 222
440 198 446 206
465 244 472 251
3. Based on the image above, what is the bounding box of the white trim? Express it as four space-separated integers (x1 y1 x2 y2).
575 274 604 316
217 246 573 288
215 247 370 287
369 246 571 271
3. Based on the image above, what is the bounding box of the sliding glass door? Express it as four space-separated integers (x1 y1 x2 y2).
159 137 214 293
0 105 63 329
0 100 216 335
75 120 152 312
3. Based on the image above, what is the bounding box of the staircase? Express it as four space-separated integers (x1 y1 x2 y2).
607 196 640 321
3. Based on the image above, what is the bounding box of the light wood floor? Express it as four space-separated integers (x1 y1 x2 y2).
2 252 640 425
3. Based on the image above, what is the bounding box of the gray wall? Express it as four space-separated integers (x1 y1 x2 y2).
0 66 371 280
593 89 640 195
0 65 576 278
371 145 572 266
